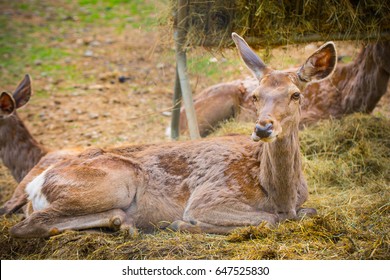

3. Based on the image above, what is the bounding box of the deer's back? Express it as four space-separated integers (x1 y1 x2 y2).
117 136 264 227
129 135 260 187
24 136 264 230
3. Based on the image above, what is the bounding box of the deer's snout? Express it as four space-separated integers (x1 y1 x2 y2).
251 119 275 142
255 123 273 138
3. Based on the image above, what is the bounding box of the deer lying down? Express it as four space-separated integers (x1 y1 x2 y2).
179 41 390 136
0 76 79 215
9 33 337 238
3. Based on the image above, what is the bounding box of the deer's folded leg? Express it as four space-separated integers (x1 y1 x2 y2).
10 208 130 238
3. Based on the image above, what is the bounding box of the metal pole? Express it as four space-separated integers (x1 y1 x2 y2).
170 65 182 140
174 0 200 140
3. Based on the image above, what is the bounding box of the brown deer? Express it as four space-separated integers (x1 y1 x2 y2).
0 76 79 215
179 41 390 136
9 33 337 238
0 75 47 183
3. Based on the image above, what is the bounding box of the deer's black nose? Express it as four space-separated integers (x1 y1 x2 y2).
255 123 273 138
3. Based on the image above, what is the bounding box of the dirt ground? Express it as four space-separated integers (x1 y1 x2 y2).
2 0 387 154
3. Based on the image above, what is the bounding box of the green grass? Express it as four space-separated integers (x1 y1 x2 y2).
0 6 67 83
186 51 242 84
188 56 220 77
0 0 160 87
76 0 159 28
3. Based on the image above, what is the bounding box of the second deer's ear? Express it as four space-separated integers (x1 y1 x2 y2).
232 32 270 80
0 92 16 116
13 74 32 109
297 42 337 83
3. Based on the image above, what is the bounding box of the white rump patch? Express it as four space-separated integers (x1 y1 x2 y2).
25 169 50 211
165 126 171 139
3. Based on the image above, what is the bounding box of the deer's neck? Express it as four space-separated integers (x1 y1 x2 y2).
341 41 390 113
0 113 47 182
260 129 302 215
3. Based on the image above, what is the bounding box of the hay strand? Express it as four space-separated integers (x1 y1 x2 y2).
168 0 390 49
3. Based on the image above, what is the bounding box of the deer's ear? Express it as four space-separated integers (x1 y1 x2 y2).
0 92 16 116
232 32 269 80
13 74 32 109
297 42 337 83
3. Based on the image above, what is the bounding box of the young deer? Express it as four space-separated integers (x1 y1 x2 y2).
9 33 337 238
0 76 79 215
0 75 47 183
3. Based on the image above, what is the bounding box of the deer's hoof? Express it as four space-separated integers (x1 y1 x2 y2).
119 225 138 238
168 220 197 232
297 207 317 218
110 216 122 230
128 227 138 237
167 220 183 232
49 227 60 236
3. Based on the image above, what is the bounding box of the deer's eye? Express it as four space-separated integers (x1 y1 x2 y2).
291 92 300 100
252 95 258 102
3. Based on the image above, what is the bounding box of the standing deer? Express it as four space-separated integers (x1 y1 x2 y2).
179 41 389 136
0 75 78 215
9 33 337 238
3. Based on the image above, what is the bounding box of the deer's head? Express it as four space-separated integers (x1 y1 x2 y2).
0 75 32 119
232 33 337 142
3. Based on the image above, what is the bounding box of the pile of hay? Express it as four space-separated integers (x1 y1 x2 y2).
169 0 390 48
0 113 388 259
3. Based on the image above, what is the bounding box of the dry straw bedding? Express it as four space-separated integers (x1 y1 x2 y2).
0 113 388 260
170 0 390 48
